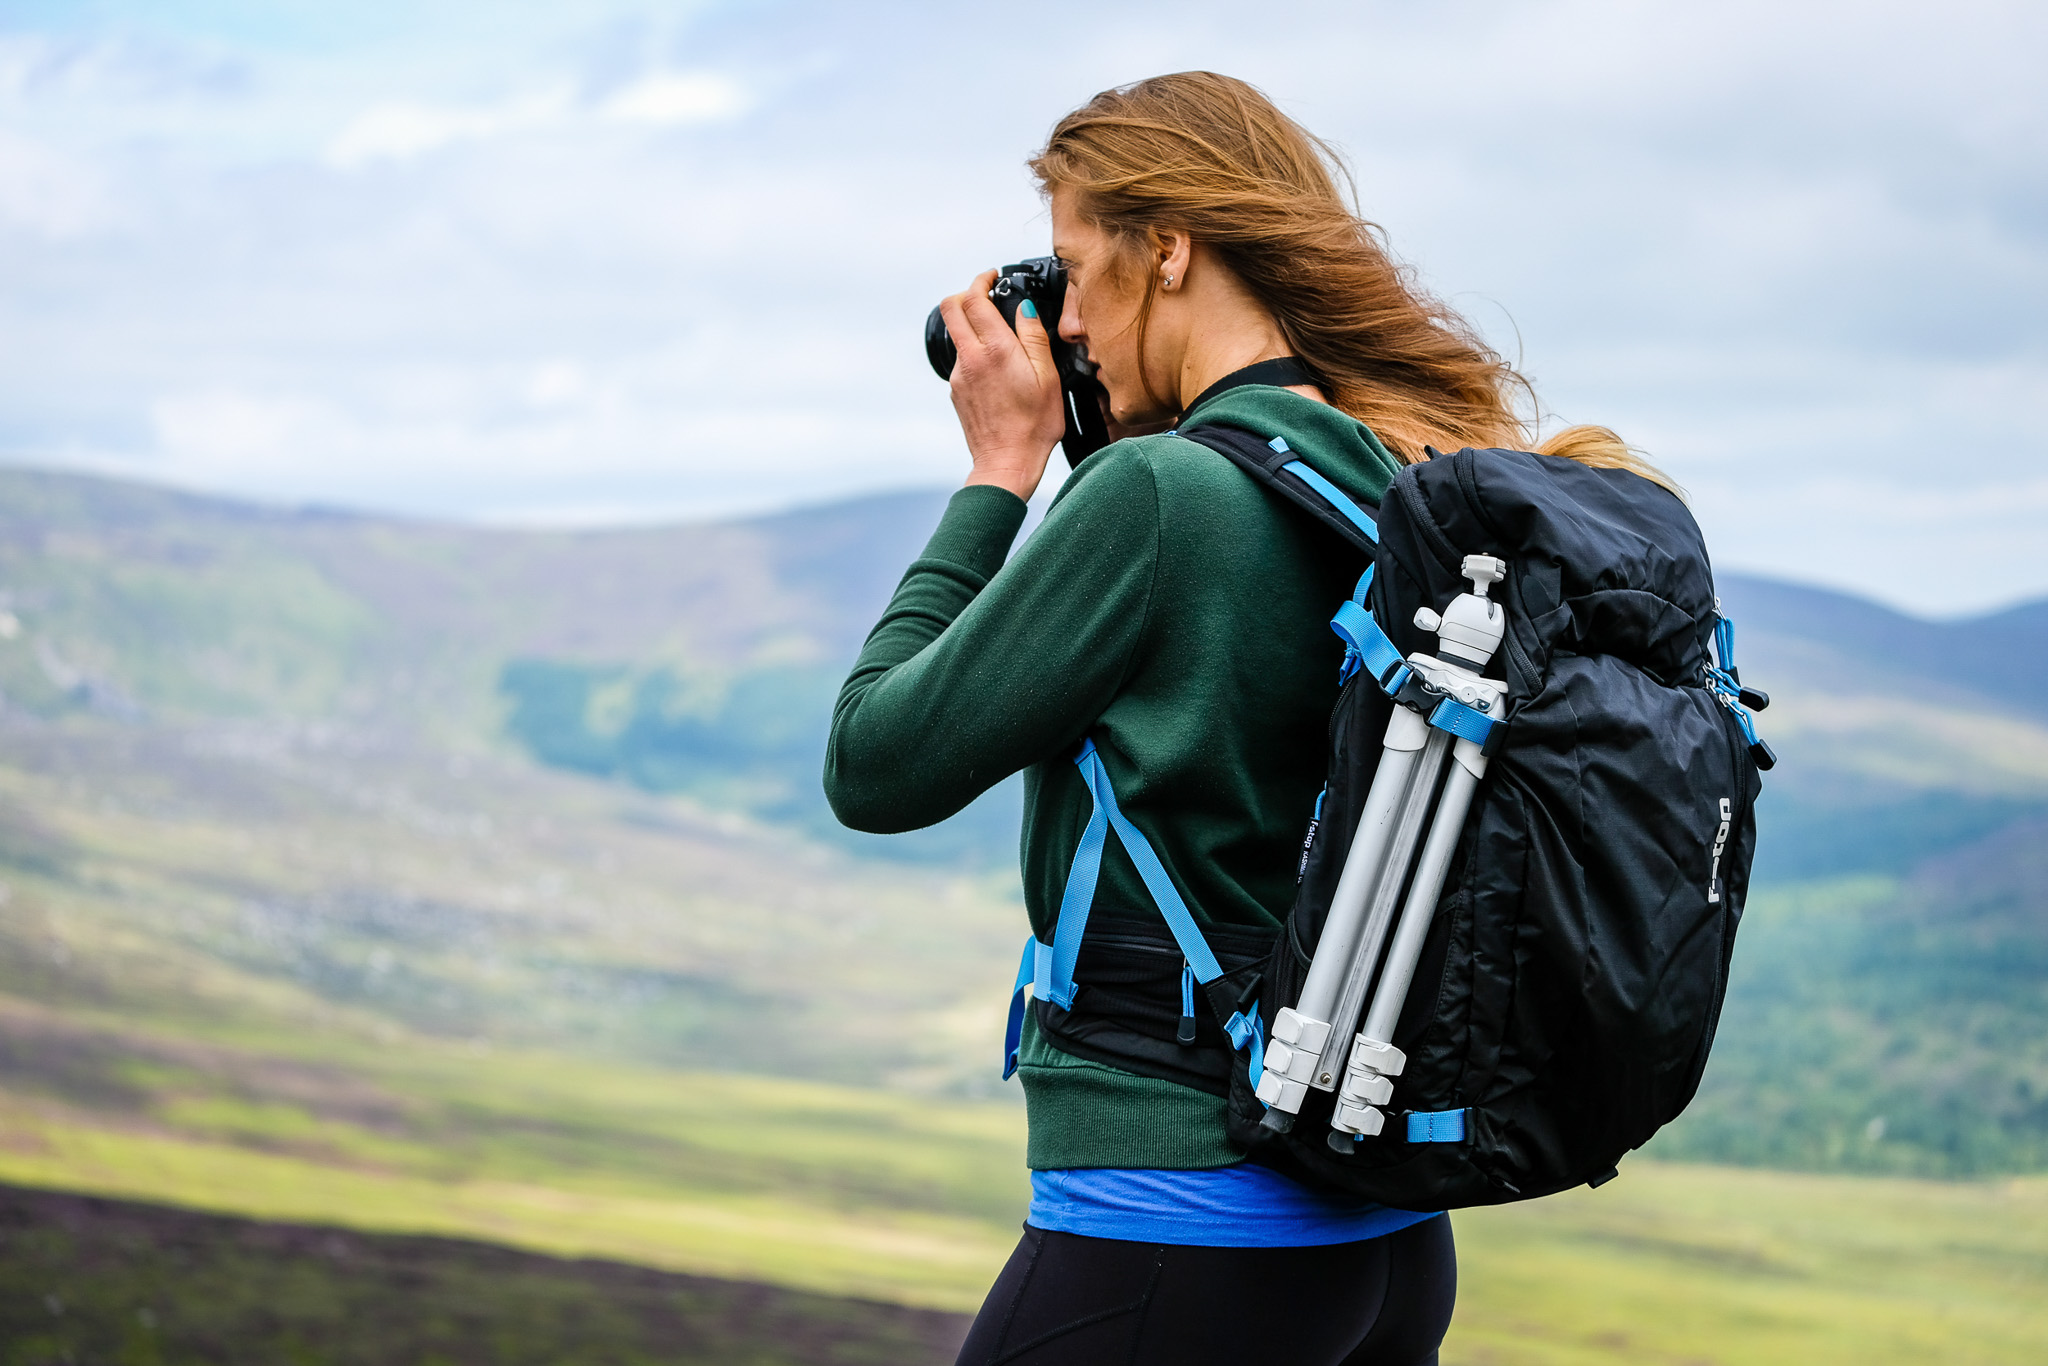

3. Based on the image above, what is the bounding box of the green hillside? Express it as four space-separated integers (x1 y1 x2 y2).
7 466 2044 1175
1659 574 2048 1173
0 465 2045 1359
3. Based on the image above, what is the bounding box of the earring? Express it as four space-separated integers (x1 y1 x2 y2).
1164 273 1176 288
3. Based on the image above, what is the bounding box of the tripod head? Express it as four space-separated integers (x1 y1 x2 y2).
1413 555 1508 672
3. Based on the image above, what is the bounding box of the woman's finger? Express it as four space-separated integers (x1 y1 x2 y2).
1011 297 1059 391
938 270 1009 371
955 269 1009 347
937 291 980 366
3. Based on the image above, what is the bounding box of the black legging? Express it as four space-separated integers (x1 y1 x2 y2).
955 1213 1456 1365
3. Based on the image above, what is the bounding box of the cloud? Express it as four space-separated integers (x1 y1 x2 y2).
150 390 330 470
0 129 108 236
601 71 748 126
0 0 2043 613
325 69 747 167
326 89 573 167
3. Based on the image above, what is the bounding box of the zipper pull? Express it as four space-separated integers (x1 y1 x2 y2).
1177 962 1198 1045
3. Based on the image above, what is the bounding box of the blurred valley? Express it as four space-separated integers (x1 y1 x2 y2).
0 466 2044 1359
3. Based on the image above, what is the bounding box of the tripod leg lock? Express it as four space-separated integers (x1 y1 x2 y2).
1256 1072 1309 1111
1348 1036 1407 1077
1259 1008 1334 1105
1332 1101 1386 1136
1340 1070 1394 1106
1269 1008 1332 1055
1328 1036 1408 1137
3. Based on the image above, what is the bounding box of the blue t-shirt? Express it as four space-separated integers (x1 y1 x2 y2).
1028 1165 1440 1247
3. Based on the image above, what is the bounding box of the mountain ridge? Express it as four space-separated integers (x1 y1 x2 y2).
1 463 2045 1175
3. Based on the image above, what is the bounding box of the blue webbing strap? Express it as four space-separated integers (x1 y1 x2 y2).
1007 738 1265 1083
1330 564 1501 749
1406 1108 1468 1143
1076 740 1224 984
1269 437 1380 545
1428 696 1499 747
1045 746 1116 1010
1332 593 1406 690
1003 936 1037 1080
1228 1008 1265 1088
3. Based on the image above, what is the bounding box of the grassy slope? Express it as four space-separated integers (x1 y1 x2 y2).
0 1050 1027 1310
2 1096 2043 1362
2 713 2040 1355
0 703 1030 1308
0 713 1022 1093
1448 1163 2048 1365
2 470 2047 1358
3 1184 972 1366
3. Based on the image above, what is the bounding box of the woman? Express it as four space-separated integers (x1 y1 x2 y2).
826 72 1652 1366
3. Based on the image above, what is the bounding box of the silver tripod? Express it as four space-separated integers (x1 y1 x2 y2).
1256 555 1509 1148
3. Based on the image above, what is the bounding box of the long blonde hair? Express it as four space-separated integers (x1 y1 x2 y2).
1029 72 1678 494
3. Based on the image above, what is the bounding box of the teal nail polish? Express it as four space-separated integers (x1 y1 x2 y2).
1020 300 1038 319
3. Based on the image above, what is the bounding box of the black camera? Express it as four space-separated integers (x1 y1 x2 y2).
924 257 1112 467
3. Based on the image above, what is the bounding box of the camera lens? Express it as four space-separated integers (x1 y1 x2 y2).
925 305 957 380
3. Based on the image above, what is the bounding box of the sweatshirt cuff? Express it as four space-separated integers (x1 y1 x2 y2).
918 484 1029 583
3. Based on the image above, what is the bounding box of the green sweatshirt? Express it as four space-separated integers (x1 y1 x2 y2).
825 385 1401 1168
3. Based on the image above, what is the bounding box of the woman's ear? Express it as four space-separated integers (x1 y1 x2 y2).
1155 229 1193 292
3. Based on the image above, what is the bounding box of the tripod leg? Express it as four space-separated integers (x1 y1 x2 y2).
1258 707 1432 1119
1330 736 1491 1141
1313 728 1450 1089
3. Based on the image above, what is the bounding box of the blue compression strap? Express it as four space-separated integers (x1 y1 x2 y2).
1180 963 1196 1020
1226 1007 1265 1087
1406 1109 1468 1143
1428 696 1500 746
1003 935 1037 1080
1332 598 1407 690
1076 741 1226 983
1046 747 1114 1009
1016 738 1269 1078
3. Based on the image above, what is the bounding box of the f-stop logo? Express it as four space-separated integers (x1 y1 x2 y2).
1706 796 1733 904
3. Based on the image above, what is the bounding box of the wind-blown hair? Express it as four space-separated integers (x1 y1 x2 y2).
1030 72 1676 492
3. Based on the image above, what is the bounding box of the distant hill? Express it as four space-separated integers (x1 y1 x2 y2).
0 468 1004 862
1 464 2045 1176
1717 572 2048 881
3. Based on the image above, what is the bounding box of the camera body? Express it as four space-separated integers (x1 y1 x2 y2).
924 257 1113 467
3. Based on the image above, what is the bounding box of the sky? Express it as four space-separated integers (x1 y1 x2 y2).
0 0 2041 615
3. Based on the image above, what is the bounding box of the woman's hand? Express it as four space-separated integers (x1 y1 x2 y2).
939 269 1066 501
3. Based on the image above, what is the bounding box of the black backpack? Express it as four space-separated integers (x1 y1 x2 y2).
1004 420 1770 1212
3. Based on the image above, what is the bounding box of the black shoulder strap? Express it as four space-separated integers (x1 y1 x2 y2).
1176 423 1380 558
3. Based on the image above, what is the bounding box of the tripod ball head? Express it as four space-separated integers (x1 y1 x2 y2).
1431 556 1509 670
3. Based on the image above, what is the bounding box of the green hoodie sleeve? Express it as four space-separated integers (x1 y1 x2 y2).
824 449 1161 833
